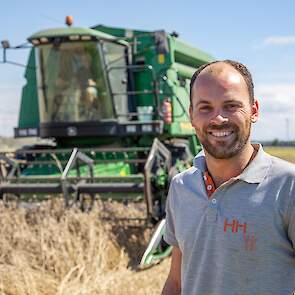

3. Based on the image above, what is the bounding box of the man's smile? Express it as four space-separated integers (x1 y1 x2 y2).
207 130 234 138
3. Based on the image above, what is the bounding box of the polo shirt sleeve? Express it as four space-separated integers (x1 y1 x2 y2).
164 180 179 247
287 198 295 249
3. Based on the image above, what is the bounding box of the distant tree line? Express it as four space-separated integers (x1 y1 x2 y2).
261 139 295 147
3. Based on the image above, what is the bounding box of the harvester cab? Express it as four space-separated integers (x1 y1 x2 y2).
0 18 214 266
25 27 140 138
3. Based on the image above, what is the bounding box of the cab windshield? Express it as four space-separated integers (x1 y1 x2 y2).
37 41 117 123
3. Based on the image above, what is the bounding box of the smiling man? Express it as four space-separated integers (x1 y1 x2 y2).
162 60 295 295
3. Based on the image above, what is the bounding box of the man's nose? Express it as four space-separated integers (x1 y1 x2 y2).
210 113 229 125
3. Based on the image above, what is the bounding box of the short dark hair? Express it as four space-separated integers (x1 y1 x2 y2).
189 60 254 106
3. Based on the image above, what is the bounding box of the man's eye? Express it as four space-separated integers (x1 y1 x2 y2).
198 106 212 112
225 104 238 110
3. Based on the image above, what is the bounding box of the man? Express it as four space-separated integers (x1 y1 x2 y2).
162 60 295 295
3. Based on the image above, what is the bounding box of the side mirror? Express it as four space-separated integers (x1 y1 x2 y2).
0 40 33 68
1 40 10 49
1 40 10 63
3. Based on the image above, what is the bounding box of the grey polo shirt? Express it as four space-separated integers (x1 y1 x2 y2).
164 145 295 295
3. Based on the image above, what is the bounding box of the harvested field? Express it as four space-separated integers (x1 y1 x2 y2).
264 146 295 163
0 199 169 295
0 138 170 294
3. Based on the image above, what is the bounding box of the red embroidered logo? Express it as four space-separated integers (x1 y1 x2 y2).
223 218 247 234
223 218 257 251
243 234 257 251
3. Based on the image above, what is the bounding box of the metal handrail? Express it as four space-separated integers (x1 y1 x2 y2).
106 64 161 117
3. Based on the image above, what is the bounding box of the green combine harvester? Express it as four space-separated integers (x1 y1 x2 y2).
0 17 214 266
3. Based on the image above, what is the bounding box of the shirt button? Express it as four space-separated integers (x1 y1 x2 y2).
207 184 212 190
211 198 217 204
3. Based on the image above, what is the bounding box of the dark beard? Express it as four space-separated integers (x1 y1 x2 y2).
200 122 251 159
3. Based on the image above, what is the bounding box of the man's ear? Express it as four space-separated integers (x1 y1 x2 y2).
251 99 259 123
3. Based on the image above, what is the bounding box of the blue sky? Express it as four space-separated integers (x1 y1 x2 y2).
1 0 295 140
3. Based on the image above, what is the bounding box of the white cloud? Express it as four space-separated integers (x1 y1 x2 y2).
263 36 295 46
252 36 295 51
255 84 295 112
252 84 295 141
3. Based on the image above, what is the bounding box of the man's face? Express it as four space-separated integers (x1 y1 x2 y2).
189 63 259 159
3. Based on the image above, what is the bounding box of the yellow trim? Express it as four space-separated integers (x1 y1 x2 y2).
158 54 165 64
180 122 193 130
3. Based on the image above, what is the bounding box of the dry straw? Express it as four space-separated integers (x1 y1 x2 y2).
0 199 169 295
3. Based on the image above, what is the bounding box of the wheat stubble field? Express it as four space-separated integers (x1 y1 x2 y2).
0 200 170 295
0 139 294 295
264 146 295 163
0 138 170 295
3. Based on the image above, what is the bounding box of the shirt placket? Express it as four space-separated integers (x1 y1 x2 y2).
202 171 218 222
202 171 235 223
